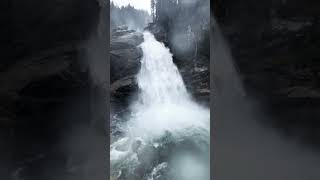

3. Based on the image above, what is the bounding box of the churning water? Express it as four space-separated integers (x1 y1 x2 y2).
110 32 210 180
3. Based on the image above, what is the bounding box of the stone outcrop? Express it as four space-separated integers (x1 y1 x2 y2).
110 28 144 111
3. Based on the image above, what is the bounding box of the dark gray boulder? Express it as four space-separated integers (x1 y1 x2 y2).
110 29 144 110
110 31 143 84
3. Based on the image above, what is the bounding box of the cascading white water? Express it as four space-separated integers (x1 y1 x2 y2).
110 31 210 180
137 32 189 104
128 32 209 138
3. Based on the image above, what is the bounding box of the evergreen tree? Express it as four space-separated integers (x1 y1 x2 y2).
151 0 155 21
110 3 151 31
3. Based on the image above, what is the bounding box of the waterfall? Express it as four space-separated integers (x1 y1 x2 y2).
129 32 209 138
137 32 189 105
110 32 210 180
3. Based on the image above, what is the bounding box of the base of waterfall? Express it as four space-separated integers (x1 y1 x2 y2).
110 100 209 180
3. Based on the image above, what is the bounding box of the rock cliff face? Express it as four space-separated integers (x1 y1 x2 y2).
110 27 144 112
214 0 320 147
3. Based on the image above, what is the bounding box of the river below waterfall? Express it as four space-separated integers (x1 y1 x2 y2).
110 32 210 180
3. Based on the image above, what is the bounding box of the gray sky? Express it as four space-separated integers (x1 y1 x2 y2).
111 0 151 13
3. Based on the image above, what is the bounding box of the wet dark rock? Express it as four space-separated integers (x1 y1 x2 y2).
111 32 144 51
110 30 143 84
110 29 144 112
131 140 142 153
145 23 169 45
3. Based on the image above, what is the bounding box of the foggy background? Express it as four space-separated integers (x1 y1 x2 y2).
2 0 109 179
210 1 320 180
110 1 151 31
